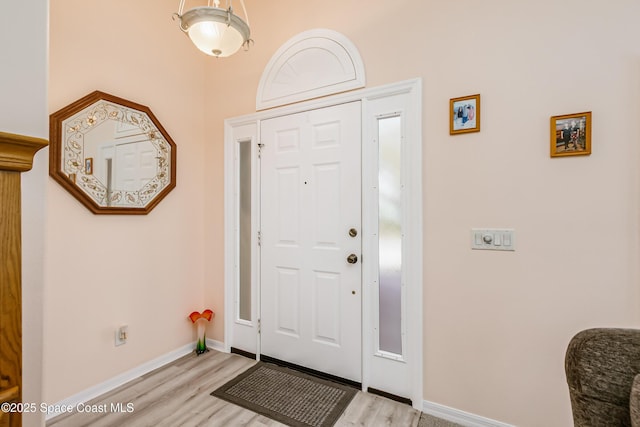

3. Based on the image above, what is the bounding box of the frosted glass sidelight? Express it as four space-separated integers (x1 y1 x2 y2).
378 116 403 355
239 140 252 321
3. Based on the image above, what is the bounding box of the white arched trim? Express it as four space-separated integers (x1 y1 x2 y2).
256 29 366 110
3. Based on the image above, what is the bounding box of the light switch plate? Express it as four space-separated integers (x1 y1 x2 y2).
471 228 515 251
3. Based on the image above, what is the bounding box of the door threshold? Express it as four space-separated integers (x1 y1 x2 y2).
367 387 412 406
260 354 361 390
230 347 257 360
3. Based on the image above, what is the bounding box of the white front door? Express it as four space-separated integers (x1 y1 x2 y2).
260 101 362 382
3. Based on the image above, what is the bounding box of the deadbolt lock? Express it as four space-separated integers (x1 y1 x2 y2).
348 228 358 237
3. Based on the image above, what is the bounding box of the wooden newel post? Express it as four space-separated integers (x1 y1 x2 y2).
0 131 47 427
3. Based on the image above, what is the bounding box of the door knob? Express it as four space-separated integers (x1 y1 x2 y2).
347 254 358 264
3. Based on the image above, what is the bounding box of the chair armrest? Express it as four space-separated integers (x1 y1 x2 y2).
566 328 640 426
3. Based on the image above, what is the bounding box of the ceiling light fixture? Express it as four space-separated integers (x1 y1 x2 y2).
174 0 252 58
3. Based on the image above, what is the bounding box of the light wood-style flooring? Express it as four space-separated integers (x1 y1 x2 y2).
48 349 422 426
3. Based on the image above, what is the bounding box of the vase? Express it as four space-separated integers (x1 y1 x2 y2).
195 319 208 355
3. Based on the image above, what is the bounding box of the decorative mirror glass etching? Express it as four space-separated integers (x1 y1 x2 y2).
49 91 176 214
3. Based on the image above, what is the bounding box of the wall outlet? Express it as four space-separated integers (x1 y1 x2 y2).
115 325 128 346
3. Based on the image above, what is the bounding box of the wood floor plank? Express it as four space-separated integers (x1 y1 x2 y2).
48 349 420 427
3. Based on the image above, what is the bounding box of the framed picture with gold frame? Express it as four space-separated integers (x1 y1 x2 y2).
550 111 591 157
450 94 480 135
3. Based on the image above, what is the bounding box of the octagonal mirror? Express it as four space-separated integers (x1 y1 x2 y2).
49 91 176 214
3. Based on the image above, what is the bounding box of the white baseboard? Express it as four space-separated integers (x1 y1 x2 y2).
422 400 514 427
46 340 226 420
49 344 511 426
206 338 225 351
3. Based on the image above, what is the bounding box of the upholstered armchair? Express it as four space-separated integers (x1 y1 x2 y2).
565 328 640 426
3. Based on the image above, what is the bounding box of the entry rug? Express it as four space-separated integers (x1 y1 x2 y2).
211 362 357 427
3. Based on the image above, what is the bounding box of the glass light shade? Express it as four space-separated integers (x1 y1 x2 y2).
179 7 250 57
188 21 244 57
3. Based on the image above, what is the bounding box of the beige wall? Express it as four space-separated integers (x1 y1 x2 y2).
46 0 208 404
205 0 640 425
46 0 640 426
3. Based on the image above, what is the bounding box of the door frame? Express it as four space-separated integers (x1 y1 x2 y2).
223 78 423 409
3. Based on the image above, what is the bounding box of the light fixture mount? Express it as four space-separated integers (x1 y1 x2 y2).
174 1 252 58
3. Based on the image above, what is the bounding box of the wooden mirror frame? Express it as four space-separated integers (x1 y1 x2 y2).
49 91 177 214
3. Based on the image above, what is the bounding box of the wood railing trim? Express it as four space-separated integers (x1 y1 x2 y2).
0 131 48 172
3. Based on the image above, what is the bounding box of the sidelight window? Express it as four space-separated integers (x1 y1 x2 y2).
377 115 403 356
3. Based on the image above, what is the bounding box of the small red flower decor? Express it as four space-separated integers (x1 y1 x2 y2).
188 309 214 355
